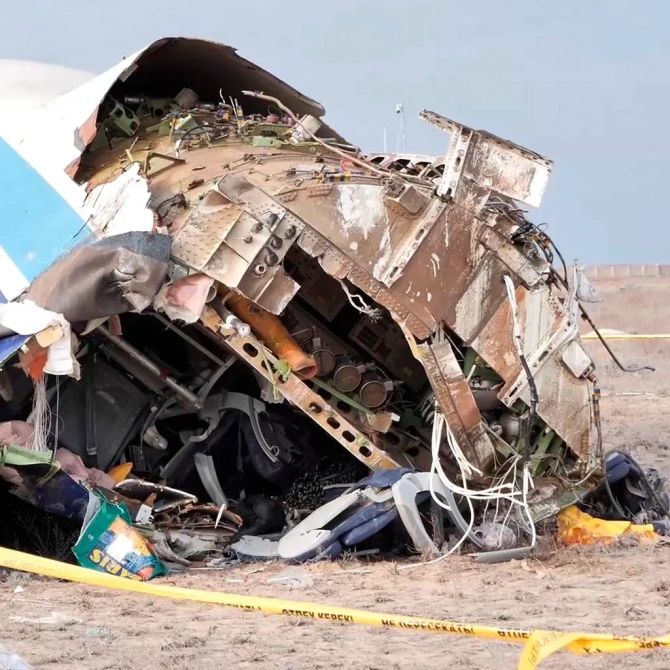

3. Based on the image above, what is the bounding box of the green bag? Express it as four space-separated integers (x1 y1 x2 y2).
73 495 164 580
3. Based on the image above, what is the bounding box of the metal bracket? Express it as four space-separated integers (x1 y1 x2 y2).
194 452 228 508
418 339 496 471
199 306 399 471
420 109 552 208
419 110 473 200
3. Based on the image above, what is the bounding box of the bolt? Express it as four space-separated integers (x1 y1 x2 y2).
264 250 279 266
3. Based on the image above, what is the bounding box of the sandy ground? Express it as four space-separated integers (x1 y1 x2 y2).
2 271 669 670
2 544 670 670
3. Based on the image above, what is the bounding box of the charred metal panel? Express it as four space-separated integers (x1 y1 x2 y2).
415 338 495 470
46 37 597 475
172 176 304 313
266 164 591 460
420 109 552 207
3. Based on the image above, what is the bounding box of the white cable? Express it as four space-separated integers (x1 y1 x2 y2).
337 279 382 320
436 418 536 553
241 91 395 180
29 377 51 452
402 281 538 569
503 273 537 548
400 410 526 571
432 422 522 502
521 463 537 548
399 413 474 570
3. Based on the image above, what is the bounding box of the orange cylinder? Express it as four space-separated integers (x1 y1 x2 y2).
225 292 317 379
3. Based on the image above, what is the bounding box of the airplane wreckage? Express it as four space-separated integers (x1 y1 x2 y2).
0 38 665 575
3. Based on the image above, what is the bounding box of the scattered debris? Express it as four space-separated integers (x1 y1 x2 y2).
0 35 666 576
267 568 314 589
558 506 658 546
73 494 164 580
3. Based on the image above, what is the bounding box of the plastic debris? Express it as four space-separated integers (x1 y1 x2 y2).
557 505 659 546
73 494 164 580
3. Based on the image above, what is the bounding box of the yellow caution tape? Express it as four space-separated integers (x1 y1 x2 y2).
1 546 669 669
582 332 670 340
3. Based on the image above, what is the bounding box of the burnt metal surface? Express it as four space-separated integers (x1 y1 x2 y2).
62 37 596 479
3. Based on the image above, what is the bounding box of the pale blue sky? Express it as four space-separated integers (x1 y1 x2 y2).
1 0 667 263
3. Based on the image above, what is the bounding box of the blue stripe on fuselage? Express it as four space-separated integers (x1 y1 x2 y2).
0 136 86 281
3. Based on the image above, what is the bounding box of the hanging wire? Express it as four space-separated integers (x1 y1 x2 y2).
337 279 383 321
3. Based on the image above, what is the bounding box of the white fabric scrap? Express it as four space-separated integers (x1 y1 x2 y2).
0 300 57 335
0 300 78 376
45 322 79 378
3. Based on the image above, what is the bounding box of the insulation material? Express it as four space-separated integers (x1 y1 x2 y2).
154 273 214 323
82 164 154 236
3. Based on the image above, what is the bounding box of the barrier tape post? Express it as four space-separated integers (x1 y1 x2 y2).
0 547 668 669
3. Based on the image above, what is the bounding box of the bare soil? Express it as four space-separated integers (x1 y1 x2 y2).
2 543 670 670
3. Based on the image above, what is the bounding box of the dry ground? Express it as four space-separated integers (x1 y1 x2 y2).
2 270 669 670
2 543 670 670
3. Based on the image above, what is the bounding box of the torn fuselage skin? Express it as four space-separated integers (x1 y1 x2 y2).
17 38 598 543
